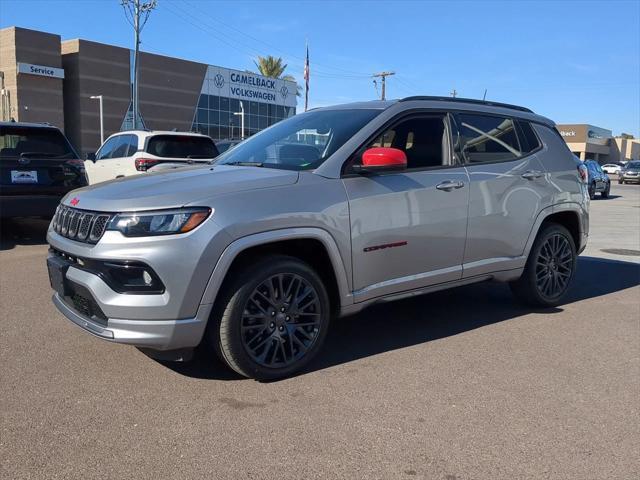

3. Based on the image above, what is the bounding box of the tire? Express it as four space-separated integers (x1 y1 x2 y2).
210 255 331 380
619 179 624 184
601 182 610 198
588 182 596 200
510 223 577 308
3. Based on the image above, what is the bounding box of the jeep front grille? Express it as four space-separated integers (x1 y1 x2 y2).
52 205 112 244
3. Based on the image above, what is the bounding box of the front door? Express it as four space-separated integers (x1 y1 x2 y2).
343 113 470 302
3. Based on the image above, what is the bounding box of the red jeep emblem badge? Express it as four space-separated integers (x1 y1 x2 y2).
70 197 80 206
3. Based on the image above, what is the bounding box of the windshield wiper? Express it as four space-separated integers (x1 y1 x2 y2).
224 161 264 167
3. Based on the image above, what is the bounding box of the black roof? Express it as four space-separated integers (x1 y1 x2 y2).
399 96 533 113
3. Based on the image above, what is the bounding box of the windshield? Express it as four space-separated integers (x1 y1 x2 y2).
215 109 382 170
0 126 76 161
626 161 640 169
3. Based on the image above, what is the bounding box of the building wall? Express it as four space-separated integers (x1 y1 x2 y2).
0 27 64 129
61 39 131 155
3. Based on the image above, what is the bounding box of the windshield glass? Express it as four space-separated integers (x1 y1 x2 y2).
215 109 381 170
0 126 75 160
626 161 640 169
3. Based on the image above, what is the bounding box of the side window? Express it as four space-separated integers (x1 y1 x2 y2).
96 136 118 160
110 135 130 158
125 135 139 156
363 115 449 170
516 120 541 154
457 114 521 164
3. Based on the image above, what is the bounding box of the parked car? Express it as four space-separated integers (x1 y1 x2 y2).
1 121 86 218
584 160 610 199
47 96 589 380
84 131 219 184
215 138 242 154
601 163 623 175
619 160 640 184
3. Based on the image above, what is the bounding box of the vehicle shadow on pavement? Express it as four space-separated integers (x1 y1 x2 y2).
160 256 640 381
0 218 50 251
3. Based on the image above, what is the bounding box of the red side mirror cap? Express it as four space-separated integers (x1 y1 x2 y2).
358 147 407 172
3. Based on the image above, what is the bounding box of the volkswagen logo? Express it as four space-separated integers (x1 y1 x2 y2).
280 85 289 99
213 74 225 89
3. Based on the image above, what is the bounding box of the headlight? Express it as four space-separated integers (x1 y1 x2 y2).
107 207 211 237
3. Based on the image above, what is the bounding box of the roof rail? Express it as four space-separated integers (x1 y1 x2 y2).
399 96 533 113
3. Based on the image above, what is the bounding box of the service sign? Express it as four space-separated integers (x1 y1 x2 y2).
201 66 297 108
17 62 65 79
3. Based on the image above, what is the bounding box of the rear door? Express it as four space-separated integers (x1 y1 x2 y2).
0 125 84 196
454 113 550 277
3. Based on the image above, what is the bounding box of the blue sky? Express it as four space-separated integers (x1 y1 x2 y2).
2 0 639 135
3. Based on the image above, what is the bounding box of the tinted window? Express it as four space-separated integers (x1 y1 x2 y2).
96 136 119 160
216 109 381 171
366 115 448 170
0 126 75 160
516 120 541 153
110 135 130 158
125 135 138 156
457 114 521 163
626 161 640 169
146 135 218 158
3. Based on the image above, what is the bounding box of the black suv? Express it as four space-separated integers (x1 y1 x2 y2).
0 122 87 218
584 160 610 199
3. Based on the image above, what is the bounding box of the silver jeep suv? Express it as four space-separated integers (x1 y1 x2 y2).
47 97 589 380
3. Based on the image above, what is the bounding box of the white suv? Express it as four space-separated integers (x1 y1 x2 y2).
84 130 219 184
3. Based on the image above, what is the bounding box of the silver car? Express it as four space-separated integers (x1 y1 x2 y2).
47 97 589 380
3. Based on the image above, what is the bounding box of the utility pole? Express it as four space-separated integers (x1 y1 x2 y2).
372 71 395 100
450 89 458 98
121 0 157 130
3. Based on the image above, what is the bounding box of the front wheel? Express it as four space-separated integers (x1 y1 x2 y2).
588 182 596 199
601 182 610 198
619 179 625 184
510 223 577 307
212 255 331 380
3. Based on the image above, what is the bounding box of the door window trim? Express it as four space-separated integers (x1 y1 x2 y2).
341 110 459 177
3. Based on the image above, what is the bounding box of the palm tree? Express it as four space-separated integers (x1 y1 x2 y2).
254 55 301 96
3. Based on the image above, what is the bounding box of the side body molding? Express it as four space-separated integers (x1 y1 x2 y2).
199 227 354 310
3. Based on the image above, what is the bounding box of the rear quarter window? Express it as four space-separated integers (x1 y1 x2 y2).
146 135 218 159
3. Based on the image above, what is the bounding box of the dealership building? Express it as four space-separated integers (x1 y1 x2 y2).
556 124 640 164
0 26 297 155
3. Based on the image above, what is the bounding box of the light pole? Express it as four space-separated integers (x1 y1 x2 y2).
90 95 104 144
233 101 245 139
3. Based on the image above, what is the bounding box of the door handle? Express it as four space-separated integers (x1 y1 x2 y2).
521 170 544 180
436 180 464 191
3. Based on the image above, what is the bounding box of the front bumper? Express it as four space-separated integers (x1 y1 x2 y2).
621 173 640 183
52 292 212 350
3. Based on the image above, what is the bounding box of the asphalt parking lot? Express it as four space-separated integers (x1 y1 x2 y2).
1 183 639 480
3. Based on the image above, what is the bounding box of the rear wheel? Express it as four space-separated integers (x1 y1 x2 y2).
211 255 330 380
510 223 576 307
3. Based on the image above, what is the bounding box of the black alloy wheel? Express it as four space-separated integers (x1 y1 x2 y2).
213 255 330 380
534 233 574 300
241 273 322 368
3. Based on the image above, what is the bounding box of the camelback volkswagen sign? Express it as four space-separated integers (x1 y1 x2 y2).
200 66 297 109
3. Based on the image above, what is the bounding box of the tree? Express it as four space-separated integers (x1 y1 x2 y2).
254 55 301 96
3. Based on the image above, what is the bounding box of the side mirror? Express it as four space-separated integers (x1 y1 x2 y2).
86 152 96 162
353 147 407 173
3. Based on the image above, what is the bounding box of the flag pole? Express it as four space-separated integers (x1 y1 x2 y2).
304 41 309 112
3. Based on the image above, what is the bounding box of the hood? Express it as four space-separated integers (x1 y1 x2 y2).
62 165 299 212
